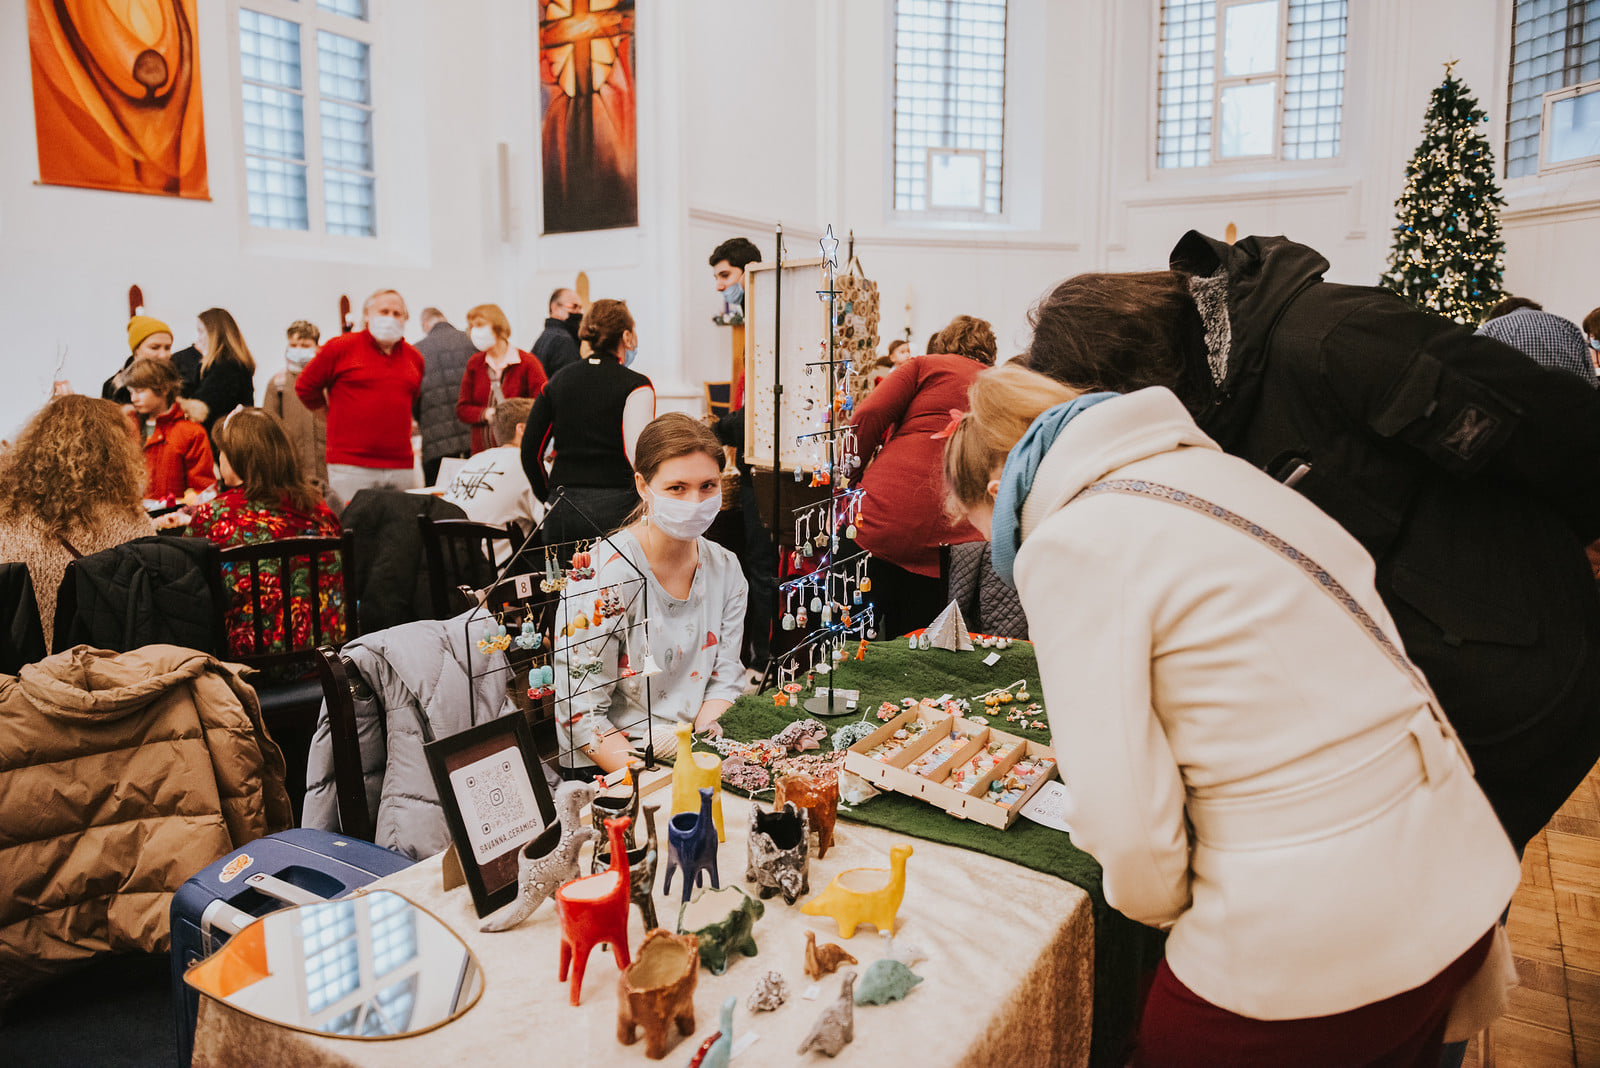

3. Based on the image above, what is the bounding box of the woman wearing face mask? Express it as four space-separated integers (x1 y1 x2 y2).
456 303 548 455
521 298 655 551
943 362 1519 1066
554 413 747 778
192 307 258 437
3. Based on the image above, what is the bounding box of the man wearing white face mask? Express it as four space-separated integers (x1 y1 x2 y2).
553 413 748 778
296 288 425 506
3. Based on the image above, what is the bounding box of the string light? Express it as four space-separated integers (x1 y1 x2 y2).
1381 68 1507 324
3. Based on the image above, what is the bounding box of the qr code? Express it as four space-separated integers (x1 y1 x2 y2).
464 758 527 838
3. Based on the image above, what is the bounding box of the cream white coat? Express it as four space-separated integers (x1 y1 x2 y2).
1013 387 1520 1020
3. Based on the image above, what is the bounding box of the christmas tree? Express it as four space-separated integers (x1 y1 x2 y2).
1380 64 1507 324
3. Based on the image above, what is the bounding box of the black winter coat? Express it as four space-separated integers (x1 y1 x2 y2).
531 318 580 379
192 353 256 436
415 322 475 463
339 489 478 634
102 347 202 405
1172 231 1600 849
52 536 225 656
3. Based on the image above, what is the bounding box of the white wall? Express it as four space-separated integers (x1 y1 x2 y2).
1 0 1594 440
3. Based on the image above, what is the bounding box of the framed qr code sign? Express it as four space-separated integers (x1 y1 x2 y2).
425 713 557 917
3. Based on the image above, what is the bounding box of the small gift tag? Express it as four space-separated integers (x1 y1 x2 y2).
983 652 1001 666
731 1032 760 1059
802 983 822 1001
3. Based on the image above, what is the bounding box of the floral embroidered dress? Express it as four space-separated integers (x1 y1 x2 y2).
185 488 346 659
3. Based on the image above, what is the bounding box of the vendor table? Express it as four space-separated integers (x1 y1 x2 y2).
191 801 1094 1067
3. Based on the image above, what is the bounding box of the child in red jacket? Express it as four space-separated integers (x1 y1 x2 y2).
126 357 216 502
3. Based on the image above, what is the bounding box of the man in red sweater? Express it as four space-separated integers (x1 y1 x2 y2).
296 288 425 506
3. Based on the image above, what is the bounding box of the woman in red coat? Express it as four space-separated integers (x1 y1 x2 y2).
457 302 548 454
848 315 991 636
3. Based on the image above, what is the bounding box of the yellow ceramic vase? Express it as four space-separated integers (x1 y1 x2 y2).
799 843 913 938
671 722 725 842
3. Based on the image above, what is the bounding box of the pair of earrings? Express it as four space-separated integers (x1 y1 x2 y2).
593 589 624 621
477 622 511 654
526 663 555 700
513 620 544 650
539 547 567 593
567 544 595 581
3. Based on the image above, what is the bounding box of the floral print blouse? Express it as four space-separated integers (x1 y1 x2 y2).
185 488 346 659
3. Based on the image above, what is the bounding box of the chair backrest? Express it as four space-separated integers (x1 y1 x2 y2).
0 562 47 673
217 531 357 672
312 645 375 840
416 515 525 618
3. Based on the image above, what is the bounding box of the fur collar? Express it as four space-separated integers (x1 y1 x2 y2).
1188 268 1232 388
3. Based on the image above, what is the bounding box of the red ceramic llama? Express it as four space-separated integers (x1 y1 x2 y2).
557 815 634 1006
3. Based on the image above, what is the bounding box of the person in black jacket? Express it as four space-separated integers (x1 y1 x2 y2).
414 307 476 484
531 288 583 379
1021 231 1600 853
193 308 257 436
521 298 654 553
103 315 200 404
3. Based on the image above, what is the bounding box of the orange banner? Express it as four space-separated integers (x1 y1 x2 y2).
28 0 209 198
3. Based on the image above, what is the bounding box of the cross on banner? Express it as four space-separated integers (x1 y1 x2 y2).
539 0 634 101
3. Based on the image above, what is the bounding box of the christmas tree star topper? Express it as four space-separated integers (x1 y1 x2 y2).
819 224 840 277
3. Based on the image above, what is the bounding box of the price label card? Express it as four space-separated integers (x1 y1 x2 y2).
983 652 1001 666
1020 780 1073 834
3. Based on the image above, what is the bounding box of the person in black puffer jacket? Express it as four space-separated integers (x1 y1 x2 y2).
1021 230 1600 854
415 308 476 484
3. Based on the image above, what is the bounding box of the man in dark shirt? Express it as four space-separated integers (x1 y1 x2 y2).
531 288 583 379
414 307 476 484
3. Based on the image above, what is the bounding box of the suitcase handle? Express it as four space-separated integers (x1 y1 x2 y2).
244 871 327 907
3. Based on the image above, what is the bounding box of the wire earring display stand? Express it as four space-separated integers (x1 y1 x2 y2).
748 223 880 714
464 488 662 775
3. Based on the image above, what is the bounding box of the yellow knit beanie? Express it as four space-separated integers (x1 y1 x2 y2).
127 315 173 353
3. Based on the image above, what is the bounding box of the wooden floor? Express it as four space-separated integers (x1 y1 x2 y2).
1465 761 1600 1067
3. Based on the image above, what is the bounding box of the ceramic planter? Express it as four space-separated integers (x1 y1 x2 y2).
663 787 720 903
799 843 913 939
676 885 764 976
481 780 597 933
774 770 839 859
746 802 810 905
556 816 633 1006
616 928 699 1060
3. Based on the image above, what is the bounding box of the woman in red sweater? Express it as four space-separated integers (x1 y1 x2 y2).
125 357 216 502
457 303 548 454
848 315 990 637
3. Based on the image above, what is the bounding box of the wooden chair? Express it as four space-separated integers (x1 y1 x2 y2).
218 532 358 821
416 515 525 618
312 646 376 841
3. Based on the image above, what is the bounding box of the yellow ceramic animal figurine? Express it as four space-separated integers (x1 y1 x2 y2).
671 722 725 842
800 844 913 938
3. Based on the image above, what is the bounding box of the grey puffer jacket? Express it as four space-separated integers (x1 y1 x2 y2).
415 322 475 463
303 610 519 859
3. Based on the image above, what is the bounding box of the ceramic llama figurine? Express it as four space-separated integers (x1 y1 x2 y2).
481 780 597 933
800 843 913 938
556 816 634 1006
671 721 725 841
615 928 698 1060
663 787 720 903
591 775 642 871
626 803 662 930
746 802 810 905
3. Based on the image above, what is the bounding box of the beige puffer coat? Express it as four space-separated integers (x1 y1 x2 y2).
0 645 292 1004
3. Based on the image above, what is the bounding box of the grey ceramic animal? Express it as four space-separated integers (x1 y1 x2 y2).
591 779 642 871
481 780 597 932
796 970 856 1057
855 958 923 1005
746 970 789 1013
746 802 810 905
627 803 661 930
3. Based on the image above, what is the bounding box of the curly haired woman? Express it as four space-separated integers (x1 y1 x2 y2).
0 396 156 647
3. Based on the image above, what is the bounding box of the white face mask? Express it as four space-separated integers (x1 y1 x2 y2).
193 329 208 356
470 325 497 351
648 490 721 541
368 315 404 344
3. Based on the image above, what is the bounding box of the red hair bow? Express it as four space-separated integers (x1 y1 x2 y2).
931 409 966 440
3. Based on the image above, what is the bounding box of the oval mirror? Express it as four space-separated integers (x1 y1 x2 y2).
184 890 483 1039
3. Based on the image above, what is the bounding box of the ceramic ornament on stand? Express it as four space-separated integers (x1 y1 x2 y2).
923 600 973 652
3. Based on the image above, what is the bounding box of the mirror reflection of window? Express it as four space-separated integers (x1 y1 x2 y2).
368 892 419 978
300 901 360 1013
360 976 420 1036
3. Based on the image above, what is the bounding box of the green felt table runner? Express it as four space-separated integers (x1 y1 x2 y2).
703 638 1164 1065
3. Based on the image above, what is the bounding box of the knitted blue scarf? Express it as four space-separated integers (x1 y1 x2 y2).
989 392 1119 586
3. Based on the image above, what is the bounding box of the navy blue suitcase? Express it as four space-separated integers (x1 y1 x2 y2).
169 829 413 1065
